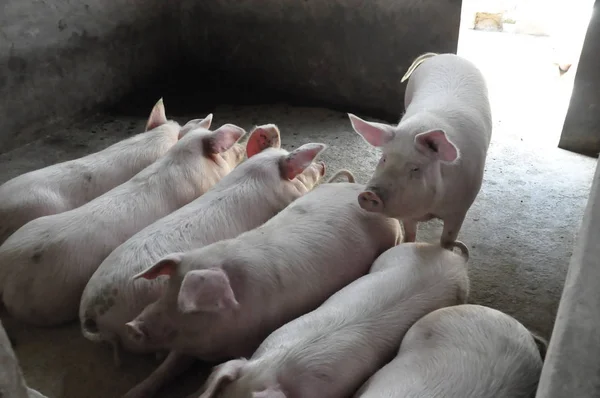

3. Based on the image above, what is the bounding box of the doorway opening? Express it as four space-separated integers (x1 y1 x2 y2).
456 0 594 150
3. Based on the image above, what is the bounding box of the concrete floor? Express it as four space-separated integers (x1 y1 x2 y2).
0 29 597 397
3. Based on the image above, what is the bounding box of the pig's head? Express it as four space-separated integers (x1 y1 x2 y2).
198 358 287 398
123 249 241 350
348 113 460 219
172 120 248 179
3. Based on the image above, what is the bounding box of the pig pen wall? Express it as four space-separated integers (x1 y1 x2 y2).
0 0 463 153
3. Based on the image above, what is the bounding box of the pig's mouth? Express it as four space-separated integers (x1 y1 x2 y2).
357 189 385 213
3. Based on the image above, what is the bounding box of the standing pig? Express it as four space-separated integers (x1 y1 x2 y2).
196 242 469 398
122 182 401 398
355 304 546 398
0 117 247 326
0 319 48 398
348 52 493 248
0 98 187 245
79 125 326 359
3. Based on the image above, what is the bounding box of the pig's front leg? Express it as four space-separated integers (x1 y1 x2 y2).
122 351 195 398
440 211 467 249
402 220 417 243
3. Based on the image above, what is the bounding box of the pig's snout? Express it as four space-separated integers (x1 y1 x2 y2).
317 161 326 177
358 190 384 213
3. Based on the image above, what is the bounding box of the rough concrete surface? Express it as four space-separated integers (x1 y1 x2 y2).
0 28 597 397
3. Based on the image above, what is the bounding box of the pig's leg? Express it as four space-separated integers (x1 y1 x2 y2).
440 212 467 249
122 351 195 398
402 220 417 243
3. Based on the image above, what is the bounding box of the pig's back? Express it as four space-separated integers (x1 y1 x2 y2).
253 244 467 396
360 304 542 398
404 53 492 146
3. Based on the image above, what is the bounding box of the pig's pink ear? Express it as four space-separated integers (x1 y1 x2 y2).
177 268 239 314
348 113 395 147
247 124 282 158
198 359 247 398
253 387 287 398
280 143 327 180
179 114 213 139
206 124 247 154
414 129 459 163
131 253 183 281
146 98 168 131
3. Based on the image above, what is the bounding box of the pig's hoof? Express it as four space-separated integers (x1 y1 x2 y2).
358 191 383 212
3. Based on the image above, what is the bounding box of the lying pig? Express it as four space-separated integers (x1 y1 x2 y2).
349 52 493 248
355 304 546 398
0 98 187 245
0 117 247 326
122 182 401 398
79 125 325 360
0 319 48 398
196 242 469 398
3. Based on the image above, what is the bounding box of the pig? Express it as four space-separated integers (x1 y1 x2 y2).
0 116 248 326
79 125 326 361
348 52 493 248
354 304 547 398
0 319 48 398
195 241 469 398
121 182 401 398
0 98 187 245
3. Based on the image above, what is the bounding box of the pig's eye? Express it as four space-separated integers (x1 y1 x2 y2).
378 156 386 165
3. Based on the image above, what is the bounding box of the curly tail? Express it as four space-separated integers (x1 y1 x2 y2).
401 52 439 83
447 240 470 262
326 169 356 183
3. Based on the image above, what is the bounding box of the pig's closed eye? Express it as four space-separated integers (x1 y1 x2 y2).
411 166 420 172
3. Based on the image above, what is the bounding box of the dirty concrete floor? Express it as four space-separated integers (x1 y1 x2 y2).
0 29 598 397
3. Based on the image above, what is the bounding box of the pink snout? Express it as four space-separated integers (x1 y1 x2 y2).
358 190 384 213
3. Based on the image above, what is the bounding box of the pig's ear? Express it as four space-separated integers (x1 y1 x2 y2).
348 113 395 147
414 129 459 163
206 124 247 154
247 124 282 158
146 98 168 131
179 114 213 139
124 320 148 344
253 386 287 398
199 359 247 398
177 268 239 314
131 253 183 281
280 143 327 180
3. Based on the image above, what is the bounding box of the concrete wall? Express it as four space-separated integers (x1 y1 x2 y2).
558 0 600 157
0 0 180 153
0 0 463 153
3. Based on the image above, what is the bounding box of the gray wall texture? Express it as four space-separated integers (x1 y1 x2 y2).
0 0 463 153
558 0 600 157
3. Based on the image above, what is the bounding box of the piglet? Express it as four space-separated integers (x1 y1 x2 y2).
122 182 401 398
0 98 185 245
79 125 326 360
355 304 546 398
0 319 48 398
0 116 247 326
196 241 469 398
349 52 493 248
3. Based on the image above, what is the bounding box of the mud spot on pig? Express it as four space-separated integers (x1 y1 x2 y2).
83 172 92 183
290 206 308 215
31 251 42 263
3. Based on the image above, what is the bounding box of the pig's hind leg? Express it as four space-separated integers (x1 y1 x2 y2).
402 220 418 243
122 351 196 398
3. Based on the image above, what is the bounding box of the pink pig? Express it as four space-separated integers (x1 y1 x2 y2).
355 304 546 398
349 52 493 248
78 125 326 362
0 115 247 326
121 182 401 398
0 99 184 245
196 242 469 398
